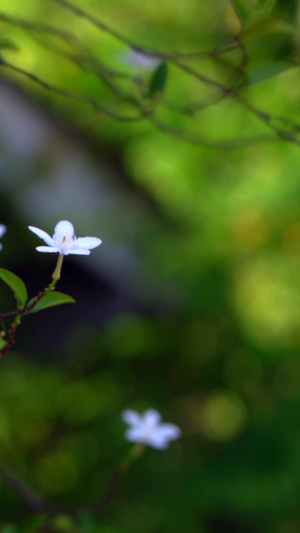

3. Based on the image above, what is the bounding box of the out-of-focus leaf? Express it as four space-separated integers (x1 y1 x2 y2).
22 516 48 532
29 291 75 313
231 0 253 22
51 514 75 531
1 525 20 533
243 30 295 84
0 269 28 309
254 0 277 13
77 512 97 532
0 39 19 51
0 338 7 351
240 14 294 40
247 60 295 84
148 62 168 98
275 0 298 23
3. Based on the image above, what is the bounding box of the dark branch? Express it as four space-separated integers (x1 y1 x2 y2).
0 58 143 122
0 0 298 150
0 459 126 519
0 462 62 515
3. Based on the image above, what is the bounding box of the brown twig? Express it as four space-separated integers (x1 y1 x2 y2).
51 0 240 62
0 460 127 519
0 0 296 149
0 462 62 515
83 464 126 515
51 0 300 145
0 290 47 357
0 0 298 152
0 58 144 122
0 290 46 320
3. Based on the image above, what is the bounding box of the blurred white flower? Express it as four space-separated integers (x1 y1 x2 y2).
28 220 102 256
0 224 6 251
122 408 181 449
124 49 159 70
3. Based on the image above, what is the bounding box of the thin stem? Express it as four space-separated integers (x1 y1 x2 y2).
0 290 47 320
52 0 136 48
1 6 299 148
0 290 47 357
0 461 62 515
0 309 22 319
50 253 64 288
51 0 240 61
86 443 145 514
0 444 146 517
0 58 143 123
0 255 64 356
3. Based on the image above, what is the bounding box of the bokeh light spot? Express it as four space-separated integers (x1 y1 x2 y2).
36 451 78 494
202 392 247 441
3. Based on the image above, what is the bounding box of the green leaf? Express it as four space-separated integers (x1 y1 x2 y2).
77 511 97 532
254 0 277 13
231 0 253 23
240 14 294 40
51 514 75 531
274 0 299 24
0 338 7 351
29 291 75 314
1 525 20 533
22 515 48 533
0 269 28 309
0 39 19 51
148 61 168 98
247 60 295 84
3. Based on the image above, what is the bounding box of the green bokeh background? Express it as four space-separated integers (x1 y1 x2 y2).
1 1 300 531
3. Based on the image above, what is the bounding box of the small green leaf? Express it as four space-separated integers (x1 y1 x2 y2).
0 338 7 351
0 269 28 309
149 61 168 98
29 291 75 313
247 60 295 84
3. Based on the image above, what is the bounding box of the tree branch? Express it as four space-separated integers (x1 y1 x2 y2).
0 462 62 515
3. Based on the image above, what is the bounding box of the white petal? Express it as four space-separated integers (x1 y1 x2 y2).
36 246 59 253
75 237 102 250
121 409 142 427
147 434 170 449
0 225 6 238
64 248 91 255
157 423 181 440
147 424 181 449
143 409 162 426
125 427 146 443
28 226 54 247
54 220 74 237
147 425 180 448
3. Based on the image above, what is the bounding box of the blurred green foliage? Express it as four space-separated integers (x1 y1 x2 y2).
1 0 300 532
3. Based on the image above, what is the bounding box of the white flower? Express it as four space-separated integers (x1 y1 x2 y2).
28 220 102 256
122 408 181 449
0 224 6 251
126 50 159 69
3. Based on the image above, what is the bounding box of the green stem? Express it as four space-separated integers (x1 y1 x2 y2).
49 253 64 290
87 443 146 514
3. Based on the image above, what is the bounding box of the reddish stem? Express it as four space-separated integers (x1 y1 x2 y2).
0 290 47 357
